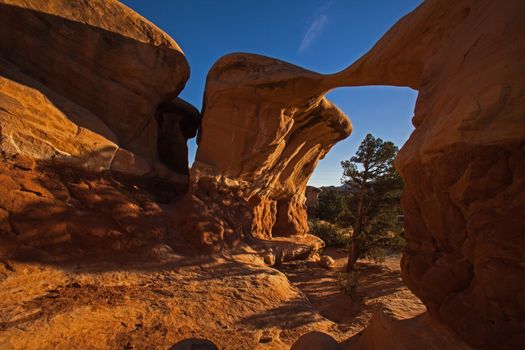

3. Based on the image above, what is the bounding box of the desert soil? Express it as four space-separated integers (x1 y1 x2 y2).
279 248 426 341
0 247 424 350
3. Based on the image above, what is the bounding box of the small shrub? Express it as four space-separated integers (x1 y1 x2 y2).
359 230 406 263
309 220 351 248
364 246 387 264
337 271 360 300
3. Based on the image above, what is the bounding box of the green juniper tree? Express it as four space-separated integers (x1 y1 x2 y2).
317 188 344 223
341 133 402 271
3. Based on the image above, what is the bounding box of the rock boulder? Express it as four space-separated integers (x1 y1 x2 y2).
179 53 351 250
0 0 192 178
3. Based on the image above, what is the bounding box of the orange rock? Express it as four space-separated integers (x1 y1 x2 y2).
291 331 341 350
333 0 525 348
0 159 180 261
181 54 351 249
181 1 525 347
0 0 191 177
0 58 119 171
0 1 522 348
349 310 471 350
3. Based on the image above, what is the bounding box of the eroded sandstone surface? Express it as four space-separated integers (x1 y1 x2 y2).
182 3 525 346
0 251 340 350
179 53 352 250
0 0 194 179
334 0 525 348
0 0 523 349
0 2 353 348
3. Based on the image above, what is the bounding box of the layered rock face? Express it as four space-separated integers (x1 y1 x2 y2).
0 0 195 178
179 54 351 249
336 0 525 348
0 0 522 348
0 157 184 261
0 1 197 259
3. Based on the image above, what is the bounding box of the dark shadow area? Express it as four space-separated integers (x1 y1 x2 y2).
169 338 218 350
156 98 202 175
277 250 408 329
0 157 210 272
278 260 366 326
340 311 470 349
239 298 323 329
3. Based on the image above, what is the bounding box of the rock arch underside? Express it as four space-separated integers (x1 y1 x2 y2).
0 0 523 349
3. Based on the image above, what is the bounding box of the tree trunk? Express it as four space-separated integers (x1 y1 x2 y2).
346 184 365 272
346 229 359 272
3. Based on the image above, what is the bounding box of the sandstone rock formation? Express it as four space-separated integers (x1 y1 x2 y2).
0 0 523 348
291 331 341 350
0 0 194 179
179 53 352 250
319 255 335 269
333 0 525 348
156 98 201 175
348 310 471 350
0 156 190 262
0 247 342 350
179 0 525 348
0 0 199 262
0 57 123 172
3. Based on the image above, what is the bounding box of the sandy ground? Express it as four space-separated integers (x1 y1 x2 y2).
0 246 425 350
0 251 334 350
0 156 470 349
279 248 425 339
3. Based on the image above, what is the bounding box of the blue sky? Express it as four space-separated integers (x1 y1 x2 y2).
121 0 421 186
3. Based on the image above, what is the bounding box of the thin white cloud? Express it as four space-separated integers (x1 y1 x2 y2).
317 0 333 15
299 14 328 52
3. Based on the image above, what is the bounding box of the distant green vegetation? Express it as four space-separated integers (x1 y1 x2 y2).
310 133 405 271
308 220 351 248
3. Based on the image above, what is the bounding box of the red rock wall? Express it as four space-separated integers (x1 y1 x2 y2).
0 158 183 262
336 0 525 348
0 0 190 173
272 199 309 237
1 1 522 347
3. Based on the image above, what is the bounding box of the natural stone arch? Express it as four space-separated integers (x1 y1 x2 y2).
182 1 525 348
